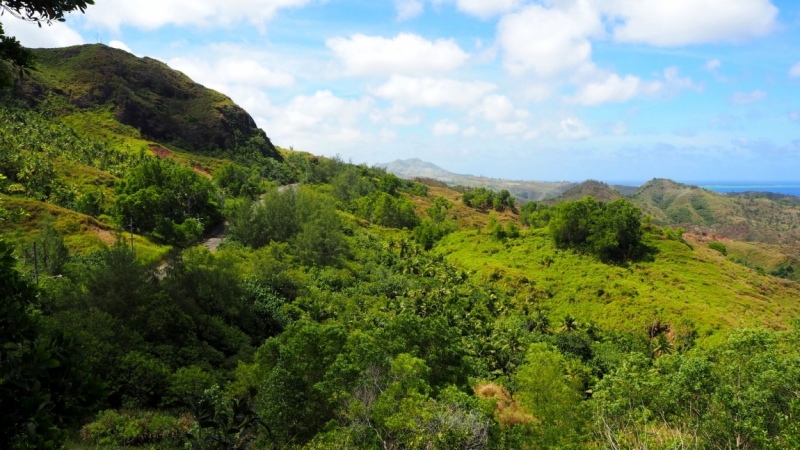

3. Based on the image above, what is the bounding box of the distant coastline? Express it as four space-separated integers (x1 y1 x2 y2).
605 181 800 197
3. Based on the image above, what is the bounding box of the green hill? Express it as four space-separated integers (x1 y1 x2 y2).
544 180 622 205
632 179 800 243
17 44 280 160
436 227 800 342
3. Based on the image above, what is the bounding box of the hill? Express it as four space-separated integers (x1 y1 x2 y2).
544 180 622 205
380 157 574 201
632 179 800 244
16 44 280 160
437 227 800 340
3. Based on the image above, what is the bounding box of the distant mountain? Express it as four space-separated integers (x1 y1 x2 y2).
380 158 457 182
544 180 622 205
379 158 574 201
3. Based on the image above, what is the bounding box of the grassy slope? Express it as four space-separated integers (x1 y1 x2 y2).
435 227 800 343
632 179 800 243
1 196 170 264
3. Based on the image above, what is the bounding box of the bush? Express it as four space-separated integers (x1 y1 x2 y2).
549 197 644 263
357 192 420 229
708 241 727 256
80 410 186 447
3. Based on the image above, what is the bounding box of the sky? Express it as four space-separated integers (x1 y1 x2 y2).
3 0 800 182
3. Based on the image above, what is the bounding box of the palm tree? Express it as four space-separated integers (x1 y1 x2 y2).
652 334 674 357
560 314 579 333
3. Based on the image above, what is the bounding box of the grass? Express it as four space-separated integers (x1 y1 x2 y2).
1 196 171 265
435 226 800 344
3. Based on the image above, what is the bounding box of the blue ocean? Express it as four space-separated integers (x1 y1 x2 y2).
609 181 800 197
691 182 800 197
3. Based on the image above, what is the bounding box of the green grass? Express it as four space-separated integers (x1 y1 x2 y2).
435 227 800 344
1 196 170 264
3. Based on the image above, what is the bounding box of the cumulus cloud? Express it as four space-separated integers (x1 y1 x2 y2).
84 0 313 31
327 33 469 77
497 1 601 78
432 119 460 136
370 75 497 108
109 40 133 53
600 0 778 47
470 95 529 122
257 90 376 149
569 73 660 106
452 0 523 19
169 56 295 90
1 19 84 48
790 62 800 78
704 59 722 72
559 118 592 140
568 67 699 105
395 0 424 20
730 90 768 105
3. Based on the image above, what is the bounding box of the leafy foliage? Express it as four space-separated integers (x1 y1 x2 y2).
462 187 516 212
550 197 645 263
113 157 221 246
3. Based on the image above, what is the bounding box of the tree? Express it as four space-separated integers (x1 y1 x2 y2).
0 0 95 87
0 239 105 448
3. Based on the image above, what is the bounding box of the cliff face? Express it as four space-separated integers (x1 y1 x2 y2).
18 44 280 160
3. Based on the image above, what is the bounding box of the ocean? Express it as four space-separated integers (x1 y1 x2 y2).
607 181 800 197
695 183 800 197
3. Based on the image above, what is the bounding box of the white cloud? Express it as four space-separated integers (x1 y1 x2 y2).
327 33 469 77
497 1 602 78
109 40 133 53
432 119 460 136
2 19 84 48
568 67 699 106
704 59 722 72
169 56 295 89
559 118 592 140
470 95 528 122
370 75 497 108
462 126 478 137
790 62 800 78
730 90 768 105
395 0 424 20
84 0 313 31
601 0 777 47
257 90 375 149
495 121 527 135
453 0 523 19
569 73 660 106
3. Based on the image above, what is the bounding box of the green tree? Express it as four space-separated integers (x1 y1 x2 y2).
0 240 105 448
113 158 221 246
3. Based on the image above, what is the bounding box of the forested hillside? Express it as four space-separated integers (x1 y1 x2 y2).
2 43 800 450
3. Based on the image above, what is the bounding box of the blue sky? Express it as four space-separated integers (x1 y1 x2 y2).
4 0 800 182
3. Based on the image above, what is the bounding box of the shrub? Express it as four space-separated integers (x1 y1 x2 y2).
708 241 727 256
80 410 186 447
549 197 644 263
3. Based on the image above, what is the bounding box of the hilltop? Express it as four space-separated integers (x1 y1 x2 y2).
15 44 280 160
544 180 622 205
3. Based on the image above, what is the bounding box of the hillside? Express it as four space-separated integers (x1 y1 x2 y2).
632 179 800 243
4 42 800 450
544 180 622 205
16 44 280 160
436 227 800 340
380 157 574 201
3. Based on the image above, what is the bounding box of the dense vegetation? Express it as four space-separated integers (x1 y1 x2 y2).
2 35 800 450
